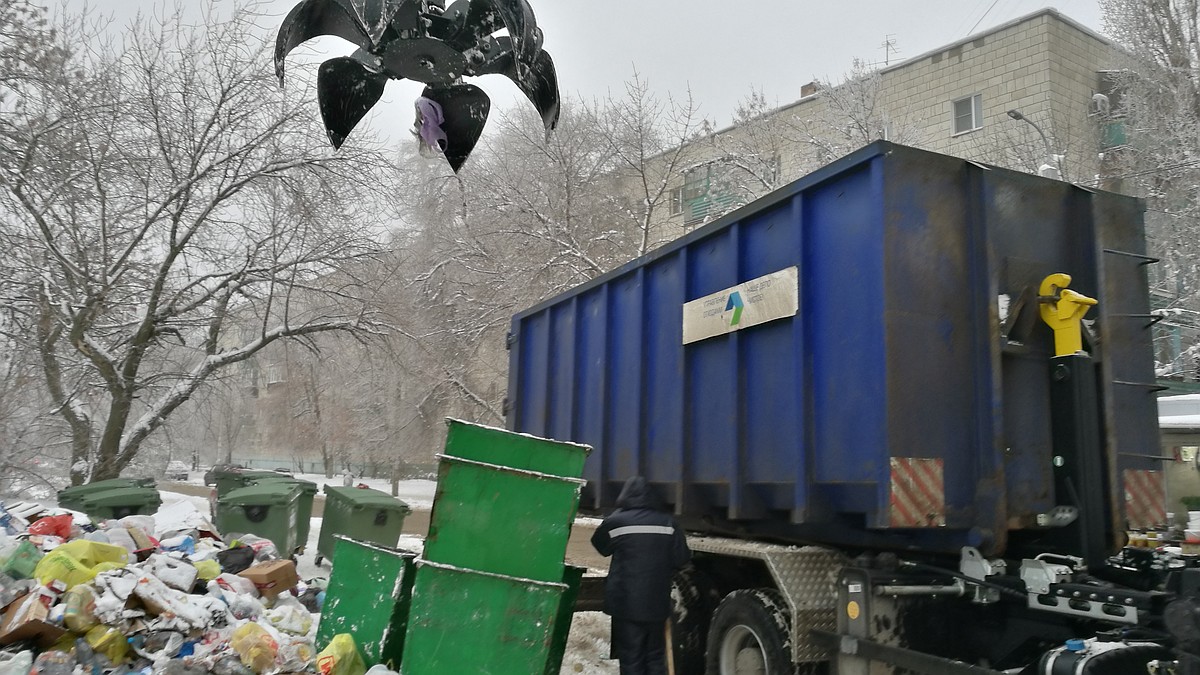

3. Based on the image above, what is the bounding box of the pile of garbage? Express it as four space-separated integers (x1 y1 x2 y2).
0 498 349 675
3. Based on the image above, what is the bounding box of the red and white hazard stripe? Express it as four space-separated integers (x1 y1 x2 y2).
1123 469 1166 530
889 457 946 528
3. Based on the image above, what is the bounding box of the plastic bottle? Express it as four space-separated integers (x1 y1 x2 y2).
75 636 102 675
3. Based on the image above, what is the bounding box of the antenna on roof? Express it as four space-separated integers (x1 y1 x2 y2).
880 35 900 66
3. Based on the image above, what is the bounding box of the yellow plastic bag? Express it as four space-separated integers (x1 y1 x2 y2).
63 585 99 633
85 625 129 664
315 634 365 675
231 622 279 674
34 540 129 589
194 559 221 581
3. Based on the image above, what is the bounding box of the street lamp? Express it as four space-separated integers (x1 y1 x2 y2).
1006 109 1061 179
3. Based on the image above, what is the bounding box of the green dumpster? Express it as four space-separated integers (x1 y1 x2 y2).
545 565 586 675
215 483 300 557
316 536 416 668
401 558 570 675
422 455 584 582
75 486 162 521
57 478 156 512
444 418 590 478
250 476 318 554
316 487 411 565
212 468 284 500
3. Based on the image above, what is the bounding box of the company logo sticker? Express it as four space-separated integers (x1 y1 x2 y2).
725 291 745 326
682 267 799 344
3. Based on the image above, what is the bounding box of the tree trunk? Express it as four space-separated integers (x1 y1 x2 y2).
92 390 136 481
36 297 93 486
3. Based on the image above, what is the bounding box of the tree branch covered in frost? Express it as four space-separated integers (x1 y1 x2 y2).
0 2 395 482
1100 0 1200 378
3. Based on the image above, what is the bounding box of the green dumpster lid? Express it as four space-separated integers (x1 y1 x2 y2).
77 486 162 507
59 477 155 498
232 470 286 480
324 485 411 511
444 418 591 478
250 476 318 494
221 483 302 506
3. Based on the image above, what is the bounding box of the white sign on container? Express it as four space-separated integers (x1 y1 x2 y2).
682 266 799 345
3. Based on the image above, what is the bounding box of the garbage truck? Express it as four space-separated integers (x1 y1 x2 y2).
504 141 1195 674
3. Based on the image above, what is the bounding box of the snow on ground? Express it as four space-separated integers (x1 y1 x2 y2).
287 472 437 511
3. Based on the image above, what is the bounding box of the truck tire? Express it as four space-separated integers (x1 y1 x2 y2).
706 588 793 675
672 567 720 674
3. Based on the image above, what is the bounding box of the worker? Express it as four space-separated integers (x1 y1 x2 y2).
591 476 691 675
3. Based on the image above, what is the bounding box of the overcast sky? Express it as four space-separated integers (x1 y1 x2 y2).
100 0 1106 138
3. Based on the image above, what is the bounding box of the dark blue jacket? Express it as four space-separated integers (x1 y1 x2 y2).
591 476 691 622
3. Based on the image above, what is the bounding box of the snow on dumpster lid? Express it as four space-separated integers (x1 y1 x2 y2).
1160 395 1200 429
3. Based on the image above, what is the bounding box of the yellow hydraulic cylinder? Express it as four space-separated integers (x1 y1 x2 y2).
1039 273 1097 356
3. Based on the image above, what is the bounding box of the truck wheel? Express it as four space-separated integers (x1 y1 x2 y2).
672 567 720 674
705 589 792 675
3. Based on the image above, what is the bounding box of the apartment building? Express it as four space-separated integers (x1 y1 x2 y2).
659 9 1124 238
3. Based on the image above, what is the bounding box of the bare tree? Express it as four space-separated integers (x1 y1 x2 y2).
784 60 925 168
1099 0 1200 378
0 4 393 483
599 74 705 253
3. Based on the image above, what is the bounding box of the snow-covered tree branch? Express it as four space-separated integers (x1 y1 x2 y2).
0 2 395 483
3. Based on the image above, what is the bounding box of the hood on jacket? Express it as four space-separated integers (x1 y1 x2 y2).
616 476 661 510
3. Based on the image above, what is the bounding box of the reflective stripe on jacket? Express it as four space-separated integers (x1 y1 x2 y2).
591 476 691 622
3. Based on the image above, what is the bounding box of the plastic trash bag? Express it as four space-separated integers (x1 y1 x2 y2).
193 559 221 581
144 554 198 591
216 547 255 575
102 527 138 554
34 540 129 589
0 539 44 579
131 571 211 630
213 573 257 597
277 636 316 673
129 630 185 661
27 514 73 539
265 595 312 635
412 97 448 159
85 624 130 664
225 591 265 621
158 535 195 556
0 651 33 675
230 535 278 563
31 650 75 675
230 622 278 674
116 515 155 537
315 634 365 675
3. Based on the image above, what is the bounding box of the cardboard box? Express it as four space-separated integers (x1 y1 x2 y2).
238 560 299 599
0 592 67 648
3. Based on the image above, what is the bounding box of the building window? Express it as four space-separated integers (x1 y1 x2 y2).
952 94 983 135
669 187 683 216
